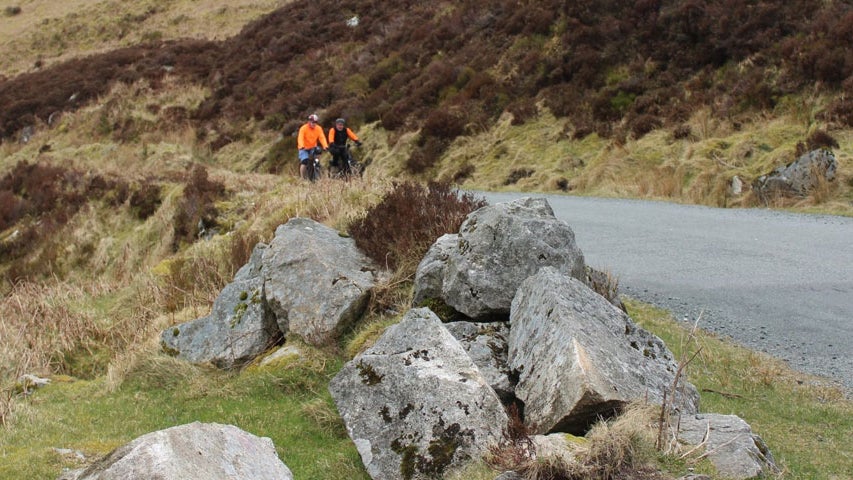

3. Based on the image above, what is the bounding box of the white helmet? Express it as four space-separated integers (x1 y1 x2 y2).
307 114 319 122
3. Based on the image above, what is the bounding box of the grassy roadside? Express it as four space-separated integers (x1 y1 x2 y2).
627 299 852 479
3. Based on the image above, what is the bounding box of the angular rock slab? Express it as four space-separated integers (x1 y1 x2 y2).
679 414 779 480
330 308 508 480
445 321 514 402
509 267 700 435
263 217 379 345
60 422 293 480
160 244 280 369
413 197 585 320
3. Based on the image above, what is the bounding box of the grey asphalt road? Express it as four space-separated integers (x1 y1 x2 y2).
482 192 853 391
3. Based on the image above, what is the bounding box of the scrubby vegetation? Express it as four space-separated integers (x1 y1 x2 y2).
349 181 485 272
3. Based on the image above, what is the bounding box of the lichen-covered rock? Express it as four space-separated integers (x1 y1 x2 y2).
753 148 837 200
679 414 779 480
444 321 514 403
263 217 380 345
59 422 293 480
329 308 508 480
160 244 280 369
413 197 585 320
509 267 700 435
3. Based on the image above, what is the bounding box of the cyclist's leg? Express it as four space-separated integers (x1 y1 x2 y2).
298 148 311 180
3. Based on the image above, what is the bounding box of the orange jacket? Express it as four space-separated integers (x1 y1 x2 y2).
297 123 329 150
328 127 359 145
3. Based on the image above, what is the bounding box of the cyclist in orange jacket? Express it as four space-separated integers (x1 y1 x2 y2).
297 113 329 179
328 118 361 171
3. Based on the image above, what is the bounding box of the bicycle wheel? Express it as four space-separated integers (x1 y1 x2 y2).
311 159 322 182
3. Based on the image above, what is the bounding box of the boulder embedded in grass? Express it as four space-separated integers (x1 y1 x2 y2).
59 422 293 480
330 308 508 480
160 244 280 369
679 414 779 480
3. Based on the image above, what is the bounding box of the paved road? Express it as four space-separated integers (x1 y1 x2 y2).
482 192 853 391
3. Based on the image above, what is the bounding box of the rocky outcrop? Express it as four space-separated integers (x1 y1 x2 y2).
679 414 779 480
160 244 281 369
753 149 837 200
413 197 585 320
329 308 508 480
445 321 514 403
263 217 379 345
509 267 700 435
59 422 293 480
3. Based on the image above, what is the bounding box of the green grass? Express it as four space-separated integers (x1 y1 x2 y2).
0 351 369 480
626 299 853 479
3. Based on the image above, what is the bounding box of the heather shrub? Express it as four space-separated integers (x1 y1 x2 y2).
348 181 486 273
504 168 534 185
806 129 840 151
405 136 449 174
172 164 226 251
129 182 162 220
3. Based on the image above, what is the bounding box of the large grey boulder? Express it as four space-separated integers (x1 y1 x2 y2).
263 217 379 345
329 308 508 480
679 414 779 479
753 148 837 200
160 244 280 369
413 197 585 320
444 321 514 403
509 267 700 435
59 422 293 480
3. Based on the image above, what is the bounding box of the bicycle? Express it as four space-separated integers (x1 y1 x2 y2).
329 143 364 180
303 146 324 182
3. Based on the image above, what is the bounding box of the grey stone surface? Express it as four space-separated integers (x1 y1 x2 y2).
494 472 523 480
413 197 585 320
530 433 579 466
509 267 699 435
679 414 778 480
160 244 280 369
59 422 293 480
444 321 514 402
263 217 379 345
329 308 508 480
753 148 837 200
411 233 457 307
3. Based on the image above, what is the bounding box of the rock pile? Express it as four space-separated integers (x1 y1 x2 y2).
144 197 776 480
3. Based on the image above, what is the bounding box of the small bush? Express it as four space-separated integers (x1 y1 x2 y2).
3 6 21 16
405 137 448 174
172 164 226 251
504 168 534 186
805 129 839 151
129 182 162 220
348 181 486 273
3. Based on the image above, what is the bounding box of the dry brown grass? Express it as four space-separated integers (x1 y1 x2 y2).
0 0 288 76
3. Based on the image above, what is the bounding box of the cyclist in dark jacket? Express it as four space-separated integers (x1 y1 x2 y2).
327 118 361 170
